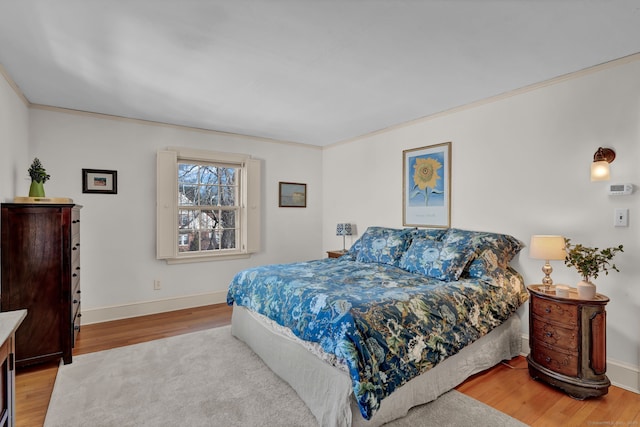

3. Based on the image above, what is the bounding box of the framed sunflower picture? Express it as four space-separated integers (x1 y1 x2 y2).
402 142 451 228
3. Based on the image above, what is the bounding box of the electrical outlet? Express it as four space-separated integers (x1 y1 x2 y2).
153 280 161 290
614 208 628 227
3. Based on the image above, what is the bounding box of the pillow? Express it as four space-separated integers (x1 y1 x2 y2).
463 249 505 282
442 228 524 270
355 227 414 266
411 228 447 241
399 236 477 281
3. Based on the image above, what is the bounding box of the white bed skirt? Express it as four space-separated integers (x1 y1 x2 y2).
231 305 522 427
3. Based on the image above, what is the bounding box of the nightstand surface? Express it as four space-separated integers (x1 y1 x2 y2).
527 284 610 399
326 250 347 259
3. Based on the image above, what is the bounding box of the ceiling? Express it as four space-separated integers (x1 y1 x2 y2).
1 1 640 147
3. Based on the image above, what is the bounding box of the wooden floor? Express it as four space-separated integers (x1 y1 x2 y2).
17 304 640 427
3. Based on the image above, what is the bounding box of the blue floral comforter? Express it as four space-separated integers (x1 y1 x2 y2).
226 258 527 420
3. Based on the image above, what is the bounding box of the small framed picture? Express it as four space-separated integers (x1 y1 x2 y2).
279 182 306 207
82 169 118 194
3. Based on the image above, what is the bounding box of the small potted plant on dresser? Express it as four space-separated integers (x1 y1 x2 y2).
27 157 50 197
563 238 624 299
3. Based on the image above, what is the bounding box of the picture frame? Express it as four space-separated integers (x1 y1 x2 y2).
402 142 451 228
279 182 306 207
82 169 118 194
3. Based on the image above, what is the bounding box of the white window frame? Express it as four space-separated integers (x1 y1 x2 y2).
157 147 261 264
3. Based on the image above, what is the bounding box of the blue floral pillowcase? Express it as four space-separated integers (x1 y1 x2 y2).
399 235 477 281
354 227 415 266
342 226 523 284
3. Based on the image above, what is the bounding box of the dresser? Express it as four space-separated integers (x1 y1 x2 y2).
0 310 26 427
1 203 81 368
527 284 609 399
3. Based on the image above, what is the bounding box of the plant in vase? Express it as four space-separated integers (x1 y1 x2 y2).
28 157 50 197
563 238 624 299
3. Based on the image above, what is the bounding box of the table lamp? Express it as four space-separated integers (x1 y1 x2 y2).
529 235 566 291
336 223 352 252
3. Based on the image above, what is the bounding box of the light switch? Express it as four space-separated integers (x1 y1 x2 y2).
614 208 628 227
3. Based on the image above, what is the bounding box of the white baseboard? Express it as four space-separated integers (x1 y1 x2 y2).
521 335 639 395
81 291 228 325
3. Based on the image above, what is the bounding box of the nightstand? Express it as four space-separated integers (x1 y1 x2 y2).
327 250 347 259
527 284 610 399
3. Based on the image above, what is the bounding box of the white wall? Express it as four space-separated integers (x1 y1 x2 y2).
26 108 323 318
0 68 29 200
323 58 640 384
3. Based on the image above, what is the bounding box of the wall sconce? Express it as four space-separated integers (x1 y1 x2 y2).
590 147 615 181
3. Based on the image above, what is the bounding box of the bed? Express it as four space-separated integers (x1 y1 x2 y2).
226 227 528 427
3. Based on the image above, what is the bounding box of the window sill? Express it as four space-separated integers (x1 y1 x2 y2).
163 252 251 265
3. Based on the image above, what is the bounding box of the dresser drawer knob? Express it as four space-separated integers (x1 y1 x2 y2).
73 273 78 277
545 356 551 363
74 325 80 331
545 307 551 313
77 289 81 294
545 332 553 337
78 313 82 318
73 299 79 304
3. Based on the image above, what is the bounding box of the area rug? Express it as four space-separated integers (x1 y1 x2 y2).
45 326 528 427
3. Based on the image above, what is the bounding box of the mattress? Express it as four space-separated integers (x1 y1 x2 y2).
231 304 522 427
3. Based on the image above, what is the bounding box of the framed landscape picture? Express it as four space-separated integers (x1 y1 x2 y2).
402 142 451 228
279 182 306 207
82 169 118 194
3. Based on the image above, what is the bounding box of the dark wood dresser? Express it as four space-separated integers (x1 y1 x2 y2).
527 284 609 399
1 203 81 367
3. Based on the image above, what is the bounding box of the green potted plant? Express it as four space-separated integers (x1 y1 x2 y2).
28 157 51 197
564 238 624 299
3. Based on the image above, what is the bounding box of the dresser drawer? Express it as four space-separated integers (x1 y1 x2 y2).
531 296 578 327
72 302 81 346
531 344 578 377
71 209 81 237
72 265 81 295
531 317 578 351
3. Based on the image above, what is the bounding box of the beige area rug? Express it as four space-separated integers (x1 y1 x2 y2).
45 326 528 427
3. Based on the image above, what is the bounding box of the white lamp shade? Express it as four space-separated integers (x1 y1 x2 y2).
591 160 610 181
529 235 566 260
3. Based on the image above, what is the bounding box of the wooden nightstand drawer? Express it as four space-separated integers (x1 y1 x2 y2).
531 345 578 377
527 284 610 399
531 296 578 327
531 318 578 351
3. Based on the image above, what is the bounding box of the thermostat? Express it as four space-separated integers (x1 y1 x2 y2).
608 184 634 196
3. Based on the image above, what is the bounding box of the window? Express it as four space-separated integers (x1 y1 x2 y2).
157 148 261 263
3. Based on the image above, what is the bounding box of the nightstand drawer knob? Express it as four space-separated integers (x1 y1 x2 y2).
545 307 551 313
545 332 553 337
545 356 551 363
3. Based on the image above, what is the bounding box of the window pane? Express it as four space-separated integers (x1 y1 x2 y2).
221 210 236 228
178 163 199 183
199 166 218 185
178 209 197 229
200 230 219 251
220 168 236 185
178 230 198 252
220 229 236 249
220 185 236 206
198 210 218 230
198 185 218 206
179 184 198 206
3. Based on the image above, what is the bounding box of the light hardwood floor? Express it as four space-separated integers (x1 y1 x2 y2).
17 304 639 427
